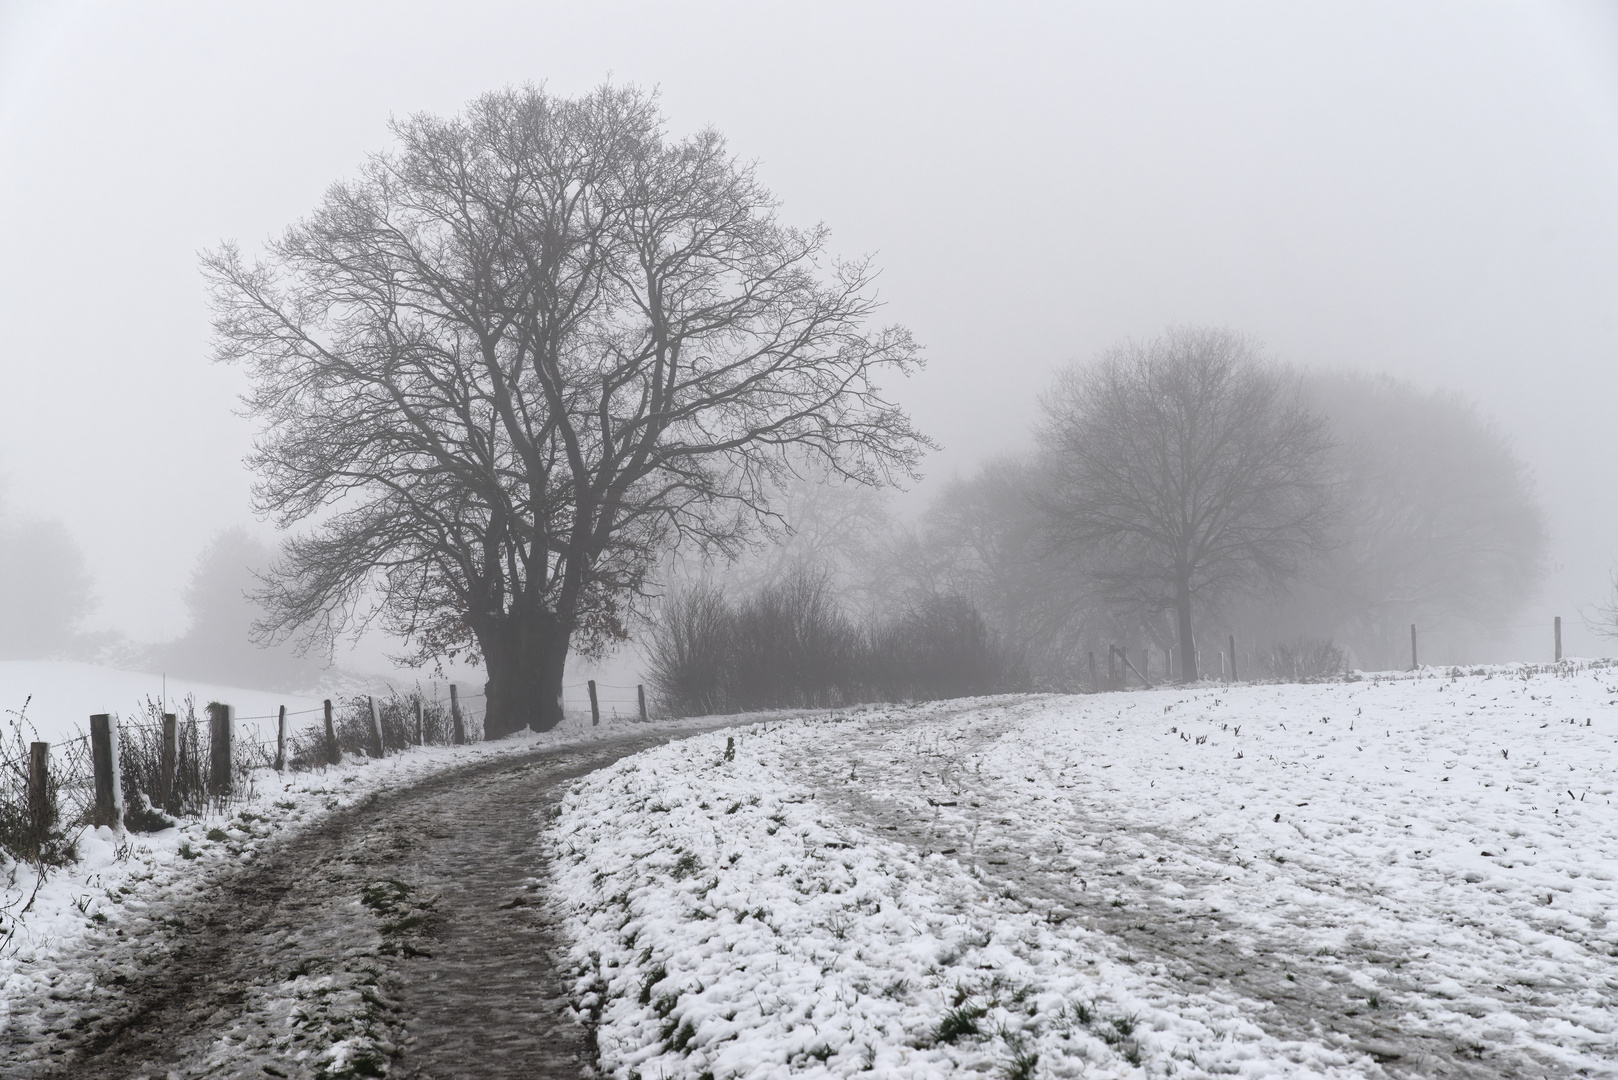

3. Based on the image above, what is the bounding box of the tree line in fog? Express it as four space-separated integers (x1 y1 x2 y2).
649 326 1546 709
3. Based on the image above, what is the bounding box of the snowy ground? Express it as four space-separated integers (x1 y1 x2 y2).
549 662 1618 1079
0 660 327 744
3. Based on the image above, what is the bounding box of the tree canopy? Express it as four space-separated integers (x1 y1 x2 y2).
207 84 927 734
1037 327 1333 681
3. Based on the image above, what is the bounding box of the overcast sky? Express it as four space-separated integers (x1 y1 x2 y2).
1 0 1616 660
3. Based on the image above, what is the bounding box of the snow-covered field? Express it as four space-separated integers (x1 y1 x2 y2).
549 663 1618 1078
0 660 327 745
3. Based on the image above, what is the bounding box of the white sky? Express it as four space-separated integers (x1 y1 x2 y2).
1 0 1615 659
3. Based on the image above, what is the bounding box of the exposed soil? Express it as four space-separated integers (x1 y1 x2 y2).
1 725 747 1080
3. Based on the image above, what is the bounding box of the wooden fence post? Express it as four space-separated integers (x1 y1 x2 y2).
587 680 600 726
1229 635 1238 682
323 699 341 765
1410 623 1418 671
1555 616 1562 662
207 703 233 799
414 698 424 745
89 713 123 828
637 684 648 722
29 741 51 845
159 713 177 808
367 696 385 758
450 684 465 746
1088 651 1098 693
275 705 287 771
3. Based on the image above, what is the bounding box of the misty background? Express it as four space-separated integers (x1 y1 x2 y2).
1 0 1615 687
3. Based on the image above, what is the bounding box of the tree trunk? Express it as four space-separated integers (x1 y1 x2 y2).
1176 579 1198 683
480 606 570 737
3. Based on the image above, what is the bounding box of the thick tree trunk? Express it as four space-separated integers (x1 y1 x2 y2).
1175 579 1198 683
479 607 570 737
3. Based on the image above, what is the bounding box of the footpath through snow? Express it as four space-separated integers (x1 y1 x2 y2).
0 708 749 1075
548 663 1618 1079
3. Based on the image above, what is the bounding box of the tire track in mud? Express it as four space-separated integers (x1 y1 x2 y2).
790 709 1577 1080
1 724 754 1080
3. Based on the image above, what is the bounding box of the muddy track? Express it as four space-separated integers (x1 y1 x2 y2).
2 725 751 1080
799 713 1575 1080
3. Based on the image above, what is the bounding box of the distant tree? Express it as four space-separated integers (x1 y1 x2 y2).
1280 372 1546 666
903 456 1095 684
0 518 95 659
1037 327 1333 681
206 84 926 736
152 529 324 690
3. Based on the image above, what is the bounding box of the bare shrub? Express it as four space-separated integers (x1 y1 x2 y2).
867 595 1031 701
646 585 734 718
646 573 1029 716
0 701 80 865
117 696 205 822
1265 638 1347 682
728 571 862 711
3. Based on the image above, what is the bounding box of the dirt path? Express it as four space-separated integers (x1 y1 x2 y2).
2 726 747 1080
788 709 1576 1080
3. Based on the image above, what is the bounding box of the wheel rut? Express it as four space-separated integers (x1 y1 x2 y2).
791 712 1577 1080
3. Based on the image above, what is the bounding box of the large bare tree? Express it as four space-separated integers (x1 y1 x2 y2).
206 85 927 735
1037 327 1332 681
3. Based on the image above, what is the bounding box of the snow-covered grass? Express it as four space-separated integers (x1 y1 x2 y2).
548 662 1618 1078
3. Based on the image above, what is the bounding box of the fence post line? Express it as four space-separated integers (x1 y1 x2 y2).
587 680 600 726
413 698 424 745
1229 635 1238 682
1087 651 1098 693
324 699 341 765
275 705 288 771
1555 615 1562 662
159 713 177 807
89 713 123 829
28 741 51 845
1107 646 1116 691
367 696 385 758
1410 623 1418 671
637 684 648 722
207 703 233 799
450 684 465 746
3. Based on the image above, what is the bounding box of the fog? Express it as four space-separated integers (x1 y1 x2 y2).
1 0 1615 671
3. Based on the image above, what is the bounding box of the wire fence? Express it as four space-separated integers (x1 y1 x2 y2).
0 684 494 866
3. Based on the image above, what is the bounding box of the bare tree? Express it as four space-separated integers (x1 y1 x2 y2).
1037 327 1332 681
1278 371 1545 667
206 84 927 735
